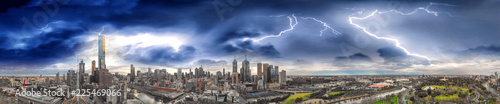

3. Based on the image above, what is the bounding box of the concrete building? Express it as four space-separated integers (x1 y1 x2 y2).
199 67 204 78
130 64 135 81
263 63 269 83
62 74 65 83
232 72 239 84
279 70 286 85
274 66 279 82
267 65 273 83
178 68 182 80
56 72 60 84
66 70 77 91
91 60 97 83
195 68 199 78
137 71 141 80
217 71 222 77
257 63 262 77
79 60 85 86
99 69 113 89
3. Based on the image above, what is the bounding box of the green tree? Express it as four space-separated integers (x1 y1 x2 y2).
295 98 303 103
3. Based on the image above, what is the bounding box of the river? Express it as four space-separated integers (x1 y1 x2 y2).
128 88 164 104
336 87 407 104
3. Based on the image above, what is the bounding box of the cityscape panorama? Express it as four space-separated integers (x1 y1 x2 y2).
1 0 500 104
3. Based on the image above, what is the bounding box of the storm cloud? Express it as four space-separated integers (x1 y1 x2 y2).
1 0 500 75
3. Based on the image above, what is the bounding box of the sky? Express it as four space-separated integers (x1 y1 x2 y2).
1 0 500 76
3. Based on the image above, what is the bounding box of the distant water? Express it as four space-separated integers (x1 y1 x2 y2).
128 88 164 104
337 87 406 104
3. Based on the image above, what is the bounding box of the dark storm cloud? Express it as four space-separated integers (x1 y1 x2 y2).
1 0 499 75
123 46 196 65
195 59 226 65
0 0 30 13
220 40 281 58
377 47 409 62
217 30 261 44
0 28 86 69
335 53 373 62
459 45 500 56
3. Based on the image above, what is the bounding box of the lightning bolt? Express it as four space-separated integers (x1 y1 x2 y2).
244 14 341 42
242 2 455 62
243 14 298 42
348 2 456 61
300 17 341 36
96 25 109 36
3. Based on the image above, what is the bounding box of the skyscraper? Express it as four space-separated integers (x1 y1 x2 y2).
56 72 60 84
137 70 141 80
177 68 182 79
98 35 106 70
232 57 237 73
130 64 135 81
279 70 286 85
79 60 85 86
241 55 249 82
91 60 97 83
263 63 269 83
67 70 77 90
257 63 262 77
148 67 152 78
79 60 85 74
195 68 199 78
62 74 65 83
274 66 279 82
199 67 204 78
148 67 151 73
496 71 498 79
267 65 273 83
189 69 193 79
223 68 225 78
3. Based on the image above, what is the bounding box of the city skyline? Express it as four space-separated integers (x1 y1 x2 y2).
2 1 500 104
1 0 500 76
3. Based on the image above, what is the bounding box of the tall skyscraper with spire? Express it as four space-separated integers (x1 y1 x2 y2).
130 64 135 81
241 55 249 82
232 56 237 73
79 60 85 74
79 60 85 86
98 35 106 70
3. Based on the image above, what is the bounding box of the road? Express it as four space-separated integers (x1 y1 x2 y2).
399 90 408 104
483 81 500 102
172 93 187 104
399 86 412 104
